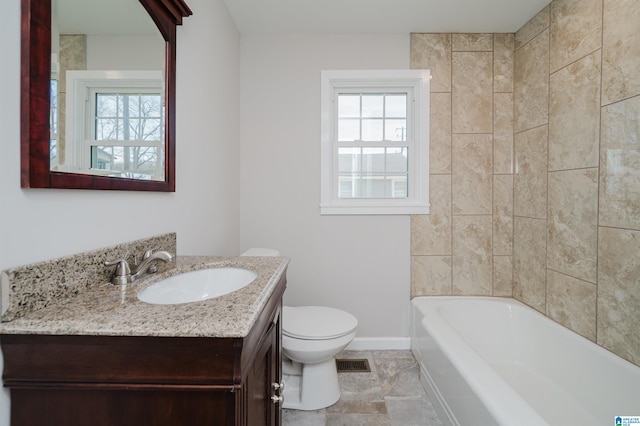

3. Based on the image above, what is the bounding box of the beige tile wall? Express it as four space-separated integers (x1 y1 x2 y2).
411 0 640 367
410 32 514 298
514 0 640 366
58 34 87 165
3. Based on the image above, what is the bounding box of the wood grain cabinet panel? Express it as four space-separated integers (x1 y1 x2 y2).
1 275 286 426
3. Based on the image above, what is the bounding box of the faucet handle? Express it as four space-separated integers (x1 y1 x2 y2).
104 258 132 285
143 248 158 260
141 248 161 273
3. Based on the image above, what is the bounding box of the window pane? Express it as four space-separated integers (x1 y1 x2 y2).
91 145 162 178
50 80 58 134
362 119 383 141
385 94 407 117
50 139 57 166
141 119 162 140
96 118 120 140
385 119 407 141
126 95 140 117
386 147 408 173
361 94 383 118
392 178 408 198
140 95 162 118
337 146 408 199
339 180 353 198
338 118 360 141
96 95 118 117
338 94 360 118
338 147 361 172
362 147 385 174
127 118 141 140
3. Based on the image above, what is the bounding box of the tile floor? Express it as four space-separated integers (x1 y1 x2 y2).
282 350 443 426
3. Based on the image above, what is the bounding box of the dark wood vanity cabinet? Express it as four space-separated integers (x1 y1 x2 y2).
1 275 286 426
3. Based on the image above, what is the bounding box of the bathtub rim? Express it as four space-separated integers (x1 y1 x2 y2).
412 295 640 371
411 296 547 425
410 296 640 426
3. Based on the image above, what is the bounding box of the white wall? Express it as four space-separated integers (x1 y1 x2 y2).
0 0 241 423
239 34 412 340
87 34 165 70
1 7 414 423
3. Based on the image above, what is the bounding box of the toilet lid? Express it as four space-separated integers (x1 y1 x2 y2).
282 306 358 340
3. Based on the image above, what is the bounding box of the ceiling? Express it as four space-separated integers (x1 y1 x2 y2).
54 0 159 35
54 0 553 37
223 0 552 36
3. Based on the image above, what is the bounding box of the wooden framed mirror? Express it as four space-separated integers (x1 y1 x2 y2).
20 0 191 191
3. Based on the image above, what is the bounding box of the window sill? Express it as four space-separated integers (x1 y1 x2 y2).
320 204 430 216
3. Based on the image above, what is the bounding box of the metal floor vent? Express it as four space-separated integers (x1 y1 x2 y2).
336 358 371 373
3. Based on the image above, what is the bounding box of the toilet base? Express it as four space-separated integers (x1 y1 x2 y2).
282 357 341 410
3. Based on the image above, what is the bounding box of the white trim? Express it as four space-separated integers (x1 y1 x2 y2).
320 204 429 215
345 337 411 351
51 53 59 80
320 69 430 216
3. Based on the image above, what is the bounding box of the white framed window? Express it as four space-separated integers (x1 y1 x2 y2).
320 70 430 215
65 70 164 180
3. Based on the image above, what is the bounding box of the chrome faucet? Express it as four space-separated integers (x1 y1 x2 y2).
132 249 173 280
105 249 173 285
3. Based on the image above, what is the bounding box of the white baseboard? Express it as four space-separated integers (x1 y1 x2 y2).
344 337 411 351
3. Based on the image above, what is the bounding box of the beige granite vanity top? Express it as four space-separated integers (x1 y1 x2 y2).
0 256 289 338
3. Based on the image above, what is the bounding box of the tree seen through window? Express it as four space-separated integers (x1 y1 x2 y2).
92 92 163 177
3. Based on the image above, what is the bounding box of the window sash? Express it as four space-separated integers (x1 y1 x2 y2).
337 146 409 199
87 89 164 176
336 91 409 143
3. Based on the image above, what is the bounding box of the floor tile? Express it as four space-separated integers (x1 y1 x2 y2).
283 409 326 425
386 396 443 426
281 350 443 426
325 413 392 426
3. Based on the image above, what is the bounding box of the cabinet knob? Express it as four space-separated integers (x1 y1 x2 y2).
272 382 285 392
271 395 284 404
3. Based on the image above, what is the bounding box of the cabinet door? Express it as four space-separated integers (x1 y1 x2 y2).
244 309 282 426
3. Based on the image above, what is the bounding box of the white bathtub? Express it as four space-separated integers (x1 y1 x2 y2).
411 296 640 426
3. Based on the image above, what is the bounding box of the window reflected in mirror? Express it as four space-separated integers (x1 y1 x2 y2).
92 91 164 179
50 0 165 180
50 77 59 168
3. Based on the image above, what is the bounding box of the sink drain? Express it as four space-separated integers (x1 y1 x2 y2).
335 358 371 373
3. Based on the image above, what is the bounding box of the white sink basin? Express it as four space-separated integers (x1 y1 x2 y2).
137 267 257 305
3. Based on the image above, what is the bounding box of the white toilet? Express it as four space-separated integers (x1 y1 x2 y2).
241 248 358 410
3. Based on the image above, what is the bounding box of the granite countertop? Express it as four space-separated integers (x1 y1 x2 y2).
0 256 289 338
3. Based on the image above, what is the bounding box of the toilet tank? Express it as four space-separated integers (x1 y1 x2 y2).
241 248 280 257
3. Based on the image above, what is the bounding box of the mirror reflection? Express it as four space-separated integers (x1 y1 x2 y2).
50 0 166 180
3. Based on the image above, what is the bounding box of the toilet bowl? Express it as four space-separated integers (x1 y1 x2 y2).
240 248 358 410
281 305 357 410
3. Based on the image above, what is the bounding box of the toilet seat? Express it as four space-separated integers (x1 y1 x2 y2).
283 306 358 340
